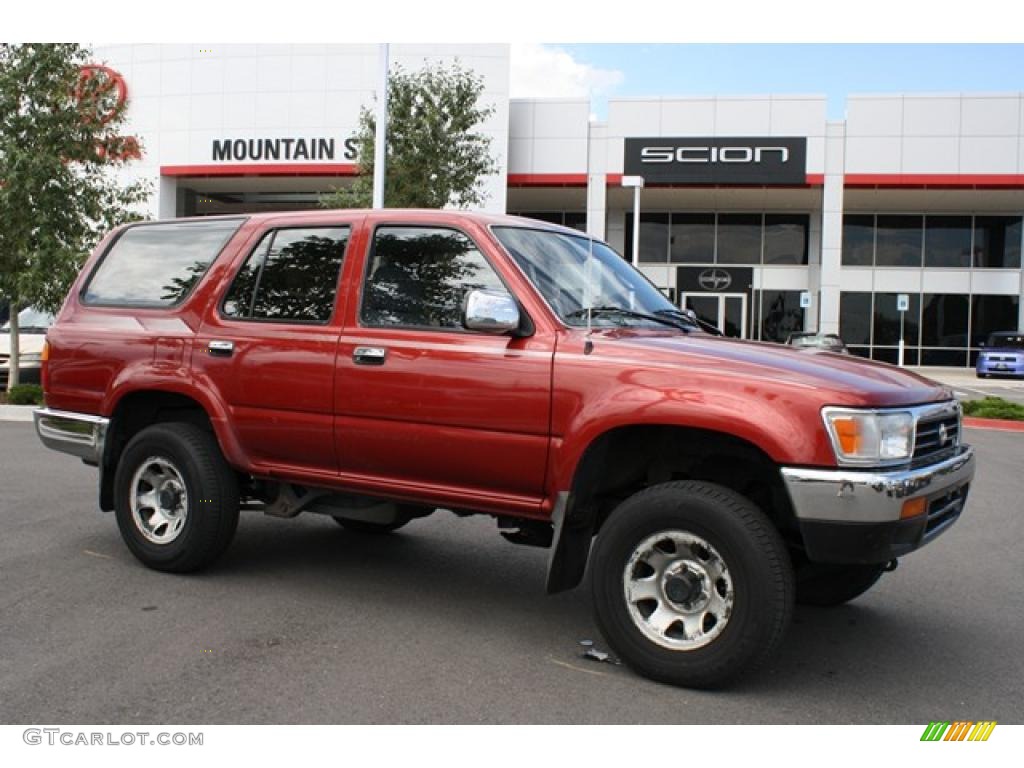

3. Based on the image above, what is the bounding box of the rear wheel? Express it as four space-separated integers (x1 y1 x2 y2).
795 561 886 606
590 481 793 688
114 422 239 572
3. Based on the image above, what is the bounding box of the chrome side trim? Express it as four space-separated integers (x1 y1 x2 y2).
780 445 975 523
34 408 110 464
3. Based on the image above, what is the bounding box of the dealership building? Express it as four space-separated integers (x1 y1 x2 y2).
95 44 1024 366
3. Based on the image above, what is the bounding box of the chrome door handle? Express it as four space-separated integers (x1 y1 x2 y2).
208 340 234 357
353 346 387 365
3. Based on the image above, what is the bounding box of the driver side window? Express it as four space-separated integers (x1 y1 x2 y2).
361 226 507 329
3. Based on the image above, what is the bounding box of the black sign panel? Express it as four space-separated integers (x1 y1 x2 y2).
624 137 807 185
677 266 753 294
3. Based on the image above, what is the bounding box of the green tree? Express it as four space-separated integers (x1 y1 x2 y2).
320 61 497 210
0 44 150 389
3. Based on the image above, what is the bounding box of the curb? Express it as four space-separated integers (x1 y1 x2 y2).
963 416 1024 433
0 405 35 423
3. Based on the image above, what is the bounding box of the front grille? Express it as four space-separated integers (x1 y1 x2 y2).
988 355 1017 362
913 411 960 462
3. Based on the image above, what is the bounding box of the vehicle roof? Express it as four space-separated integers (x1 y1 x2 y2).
140 209 588 238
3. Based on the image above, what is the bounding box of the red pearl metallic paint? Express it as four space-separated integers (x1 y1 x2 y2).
42 210 953 521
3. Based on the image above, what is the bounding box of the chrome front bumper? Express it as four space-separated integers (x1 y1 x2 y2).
34 408 110 464
781 446 975 524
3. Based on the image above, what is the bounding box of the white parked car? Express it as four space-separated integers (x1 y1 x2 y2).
0 308 55 387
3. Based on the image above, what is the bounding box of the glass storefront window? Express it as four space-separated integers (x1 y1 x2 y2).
758 290 803 342
670 213 715 264
873 292 920 347
625 213 670 263
974 216 1022 268
924 216 972 268
763 214 809 265
876 215 923 267
841 214 874 266
971 295 1020 346
921 293 969 348
839 292 872 346
717 214 763 265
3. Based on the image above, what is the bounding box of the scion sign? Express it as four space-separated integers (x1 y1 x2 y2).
624 137 807 185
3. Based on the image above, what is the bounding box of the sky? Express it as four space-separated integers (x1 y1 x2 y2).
509 44 1024 120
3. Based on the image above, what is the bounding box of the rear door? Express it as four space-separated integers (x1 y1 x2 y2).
193 219 356 477
334 223 554 509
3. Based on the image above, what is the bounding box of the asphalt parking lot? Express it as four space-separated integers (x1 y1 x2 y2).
1 420 1022 725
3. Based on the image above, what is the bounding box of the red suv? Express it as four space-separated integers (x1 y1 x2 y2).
35 210 975 687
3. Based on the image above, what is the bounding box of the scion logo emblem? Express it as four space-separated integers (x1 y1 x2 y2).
698 268 732 291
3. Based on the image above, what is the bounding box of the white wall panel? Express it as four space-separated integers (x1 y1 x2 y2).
507 138 533 174
922 270 971 293
759 268 808 290
532 100 588 139
960 137 1019 174
714 98 770 134
660 100 715 135
961 97 1020 136
845 137 902 174
903 97 961 137
902 136 959 174
846 97 903 137
608 100 662 137
508 101 533 141
531 138 588 174
769 98 826 137
970 270 1022 294
837 268 874 291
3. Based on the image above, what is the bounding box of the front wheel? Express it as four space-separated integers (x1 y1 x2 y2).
590 481 793 689
114 422 239 573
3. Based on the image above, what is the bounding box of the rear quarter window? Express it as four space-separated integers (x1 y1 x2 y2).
82 219 244 307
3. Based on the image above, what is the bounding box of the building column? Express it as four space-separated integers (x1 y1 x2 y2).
586 121 608 239
818 121 846 335
158 174 177 219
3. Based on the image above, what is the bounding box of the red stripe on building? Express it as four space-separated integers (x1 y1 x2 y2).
845 174 1024 189
161 164 359 177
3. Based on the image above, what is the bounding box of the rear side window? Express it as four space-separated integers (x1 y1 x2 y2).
222 227 350 324
83 219 243 307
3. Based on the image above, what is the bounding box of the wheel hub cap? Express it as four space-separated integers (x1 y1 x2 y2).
129 456 189 545
623 530 734 651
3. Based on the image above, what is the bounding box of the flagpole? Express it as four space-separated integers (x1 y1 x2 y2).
372 43 389 209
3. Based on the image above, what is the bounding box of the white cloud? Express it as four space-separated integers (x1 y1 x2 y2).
509 44 624 99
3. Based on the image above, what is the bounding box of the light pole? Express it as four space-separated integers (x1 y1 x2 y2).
372 43 389 210
621 175 644 267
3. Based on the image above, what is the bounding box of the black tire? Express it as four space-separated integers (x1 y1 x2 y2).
590 481 793 689
331 517 409 534
795 561 886 606
114 422 239 573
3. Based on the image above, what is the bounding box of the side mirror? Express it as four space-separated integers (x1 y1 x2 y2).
463 289 520 334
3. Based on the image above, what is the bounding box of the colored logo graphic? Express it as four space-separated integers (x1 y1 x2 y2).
76 65 128 125
920 721 997 741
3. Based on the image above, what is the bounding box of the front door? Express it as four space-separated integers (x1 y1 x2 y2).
334 224 553 509
681 293 747 338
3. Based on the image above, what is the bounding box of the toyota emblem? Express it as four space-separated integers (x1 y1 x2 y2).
938 423 949 445
698 268 732 291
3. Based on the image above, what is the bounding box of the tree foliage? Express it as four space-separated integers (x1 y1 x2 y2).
320 61 498 210
0 43 150 387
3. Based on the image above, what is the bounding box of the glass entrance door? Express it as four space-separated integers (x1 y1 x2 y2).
681 293 747 338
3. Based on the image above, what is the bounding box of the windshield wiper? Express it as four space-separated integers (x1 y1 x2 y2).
566 306 691 331
653 308 723 336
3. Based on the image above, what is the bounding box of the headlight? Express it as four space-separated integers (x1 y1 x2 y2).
822 408 914 465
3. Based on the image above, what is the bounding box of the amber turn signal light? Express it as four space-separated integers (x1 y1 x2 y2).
901 497 927 520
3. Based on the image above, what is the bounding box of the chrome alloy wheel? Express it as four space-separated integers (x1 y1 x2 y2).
129 456 189 545
623 530 734 651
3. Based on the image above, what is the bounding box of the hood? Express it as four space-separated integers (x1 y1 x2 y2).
579 330 951 407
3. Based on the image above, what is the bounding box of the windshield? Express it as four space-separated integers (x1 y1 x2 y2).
987 333 1024 349
1 307 55 333
492 226 688 329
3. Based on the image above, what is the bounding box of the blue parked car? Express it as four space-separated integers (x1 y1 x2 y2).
976 331 1024 378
